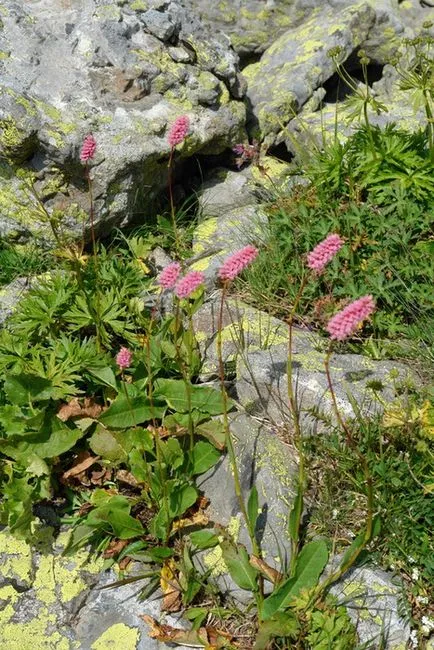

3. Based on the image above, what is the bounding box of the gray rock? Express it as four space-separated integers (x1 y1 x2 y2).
0 277 31 325
141 9 177 41
75 566 191 650
0 0 246 245
193 296 415 429
198 412 298 597
189 205 267 286
330 564 411 648
197 167 257 218
285 62 428 153
182 0 301 56
237 339 415 429
244 3 376 143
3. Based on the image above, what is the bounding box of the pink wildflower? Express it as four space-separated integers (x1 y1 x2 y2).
218 245 259 282
158 262 181 290
116 346 132 369
80 134 97 163
168 115 190 147
307 234 344 274
326 295 375 341
175 270 204 299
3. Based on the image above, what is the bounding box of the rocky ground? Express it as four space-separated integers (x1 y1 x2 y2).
1 0 433 648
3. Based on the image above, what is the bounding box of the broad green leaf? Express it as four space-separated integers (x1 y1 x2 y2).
4 374 53 405
220 540 258 592
261 540 329 620
87 366 118 390
149 507 170 541
0 405 29 436
107 510 145 539
160 437 184 470
168 484 198 518
189 530 219 549
63 524 96 555
190 440 221 475
1 416 85 461
98 394 165 428
195 419 226 450
154 378 230 415
89 427 127 462
247 485 259 532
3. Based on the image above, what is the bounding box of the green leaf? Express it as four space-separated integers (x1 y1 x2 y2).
220 540 258 592
98 394 165 428
254 612 299 650
89 427 127 462
108 510 145 539
247 486 259 533
1 416 86 461
149 507 170 541
189 530 219 549
196 419 226 450
288 484 303 543
168 484 198 518
190 440 221 475
87 366 118 390
261 540 329 620
4 374 53 405
154 379 230 415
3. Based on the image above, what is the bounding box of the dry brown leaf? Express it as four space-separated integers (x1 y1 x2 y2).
57 397 103 422
171 511 209 534
148 424 187 439
62 452 100 481
160 560 182 612
142 615 209 646
103 539 129 559
116 469 139 487
90 468 112 485
249 555 282 584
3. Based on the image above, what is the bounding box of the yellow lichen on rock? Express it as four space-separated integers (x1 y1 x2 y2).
91 623 140 649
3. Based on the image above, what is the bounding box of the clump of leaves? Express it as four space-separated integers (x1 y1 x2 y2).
305 391 434 589
241 149 434 345
0 240 52 286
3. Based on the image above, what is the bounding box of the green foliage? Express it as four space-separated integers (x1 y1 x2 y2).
306 395 434 588
0 241 52 287
0 234 225 544
243 127 434 345
261 540 329 620
306 599 358 650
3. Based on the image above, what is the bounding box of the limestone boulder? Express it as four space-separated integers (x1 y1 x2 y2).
0 0 246 244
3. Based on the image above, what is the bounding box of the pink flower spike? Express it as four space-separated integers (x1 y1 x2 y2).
326 295 376 341
116 346 132 369
218 245 259 282
174 270 204 299
168 115 190 147
158 262 181 290
80 134 97 163
307 234 344 274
